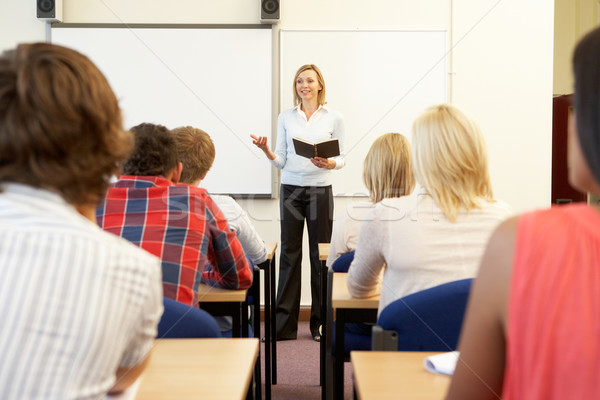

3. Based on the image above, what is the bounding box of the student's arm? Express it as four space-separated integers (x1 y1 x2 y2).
219 196 268 264
108 355 151 394
346 213 384 298
203 196 253 290
326 207 350 267
110 256 163 394
446 217 517 400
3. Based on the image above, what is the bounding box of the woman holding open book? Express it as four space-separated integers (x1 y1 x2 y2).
251 64 345 341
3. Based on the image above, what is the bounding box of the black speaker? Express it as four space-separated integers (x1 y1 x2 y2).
37 0 62 21
260 0 280 23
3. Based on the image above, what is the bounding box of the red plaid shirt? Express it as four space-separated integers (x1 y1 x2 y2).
96 175 252 306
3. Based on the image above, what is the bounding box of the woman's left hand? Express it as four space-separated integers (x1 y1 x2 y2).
311 157 336 169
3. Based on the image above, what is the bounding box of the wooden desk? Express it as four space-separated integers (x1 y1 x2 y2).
318 242 330 393
197 284 248 337
136 338 259 400
331 273 379 310
257 241 278 397
328 272 380 400
351 351 450 400
318 243 330 262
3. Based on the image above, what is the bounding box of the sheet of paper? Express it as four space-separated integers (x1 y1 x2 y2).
424 351 459 376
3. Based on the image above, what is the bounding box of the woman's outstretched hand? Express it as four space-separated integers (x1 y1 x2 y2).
250 134 276 161
250 134 270 151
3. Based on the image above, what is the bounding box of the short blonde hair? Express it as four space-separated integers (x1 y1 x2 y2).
412 104 493 222
292 64 327 106
171 126 215 184
363 133 415 203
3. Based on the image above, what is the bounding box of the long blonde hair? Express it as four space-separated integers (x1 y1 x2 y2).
412 104 493 222
363 133 415 203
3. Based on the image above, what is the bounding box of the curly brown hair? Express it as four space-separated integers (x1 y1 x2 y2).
0 42 132 206
122 123 179 177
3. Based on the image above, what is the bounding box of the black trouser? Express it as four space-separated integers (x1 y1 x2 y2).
275 184 333 339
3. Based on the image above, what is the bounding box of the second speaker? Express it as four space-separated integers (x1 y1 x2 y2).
260 0 280 23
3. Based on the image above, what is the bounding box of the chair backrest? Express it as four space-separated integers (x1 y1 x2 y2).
331 251 355 272
158 297 221 338
374 278 473 351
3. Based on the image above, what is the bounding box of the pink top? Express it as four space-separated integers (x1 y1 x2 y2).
503 204 600 399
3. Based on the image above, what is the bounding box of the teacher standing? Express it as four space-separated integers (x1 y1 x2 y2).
251 64 345 341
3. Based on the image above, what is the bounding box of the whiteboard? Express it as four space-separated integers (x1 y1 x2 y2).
280 30 447 196
52 25 273 196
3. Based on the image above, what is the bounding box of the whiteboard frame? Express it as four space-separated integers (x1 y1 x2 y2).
51 23 274 198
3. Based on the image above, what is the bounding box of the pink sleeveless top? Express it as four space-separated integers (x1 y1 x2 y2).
503 204 600 399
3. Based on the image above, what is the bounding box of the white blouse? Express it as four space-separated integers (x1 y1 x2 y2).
347 189 511 315
270 104 345 187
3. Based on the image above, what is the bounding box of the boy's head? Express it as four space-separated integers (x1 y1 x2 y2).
0 42 132 205
171 126 215 185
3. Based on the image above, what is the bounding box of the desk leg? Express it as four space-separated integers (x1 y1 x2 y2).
320 261 327 388
271 257 277 385
242 299 249 338
260 261 272 399
334 309 345 400
324 268 334 400
252 268 262 400
233 303 241 338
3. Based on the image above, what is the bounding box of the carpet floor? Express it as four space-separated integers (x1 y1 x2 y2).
258 321 354 400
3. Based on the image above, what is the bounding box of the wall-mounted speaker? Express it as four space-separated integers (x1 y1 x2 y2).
260 0 280 24
37 0 63 22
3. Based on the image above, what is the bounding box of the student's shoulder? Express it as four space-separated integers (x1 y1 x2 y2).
482 198 513 218
362 196 414 224
94 225 161 270
211 194 236 207
168 183 209 198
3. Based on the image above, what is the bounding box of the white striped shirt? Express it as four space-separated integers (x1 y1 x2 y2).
0 184 163 399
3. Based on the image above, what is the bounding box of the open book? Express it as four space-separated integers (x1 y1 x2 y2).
292 137 340 159
424 351 459 376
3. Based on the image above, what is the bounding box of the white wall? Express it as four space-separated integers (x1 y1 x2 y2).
554 0 600 94
2 0 554 308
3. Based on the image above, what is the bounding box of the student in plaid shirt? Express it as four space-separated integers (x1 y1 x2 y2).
97 123 252 306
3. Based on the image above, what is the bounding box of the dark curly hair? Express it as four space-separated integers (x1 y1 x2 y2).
0 42 132 206
122 123 179 177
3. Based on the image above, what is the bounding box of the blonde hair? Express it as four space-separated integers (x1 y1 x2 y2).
171 126 215 184
412 104 493 222
363 133 415 203
292 64 327 106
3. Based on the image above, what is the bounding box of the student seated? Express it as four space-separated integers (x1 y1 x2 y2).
172 125 267 333
171 125 268 265
0 43 163 397
447 26 600 400
326 132 415 268
347 104 511 316
97 123 253 307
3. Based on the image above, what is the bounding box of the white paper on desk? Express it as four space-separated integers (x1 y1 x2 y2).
105 378 141 400
424 351 459 376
